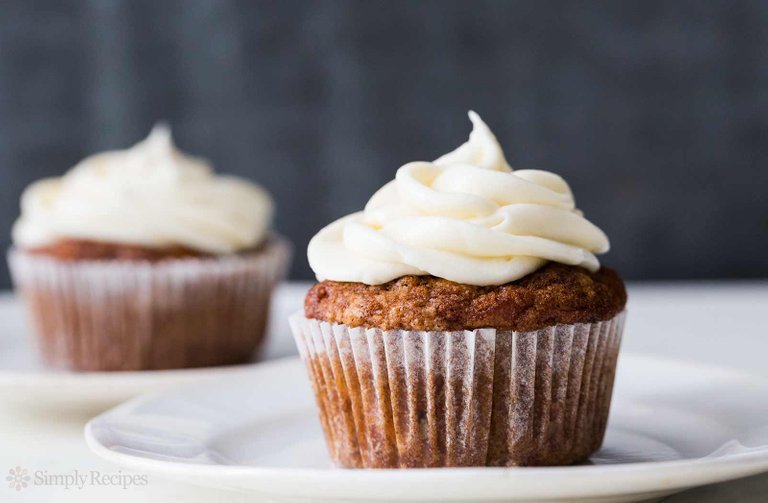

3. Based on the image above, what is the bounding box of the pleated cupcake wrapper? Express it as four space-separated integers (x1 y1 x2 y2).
290 311 625 468
7 237 291 371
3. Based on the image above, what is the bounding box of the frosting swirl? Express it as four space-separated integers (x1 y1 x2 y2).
13 125 273 254
308 112 609 286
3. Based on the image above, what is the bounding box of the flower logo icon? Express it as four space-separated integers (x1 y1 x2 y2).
6 467 30 491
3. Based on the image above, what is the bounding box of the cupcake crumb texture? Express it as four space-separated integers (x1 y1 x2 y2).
305 263 626 332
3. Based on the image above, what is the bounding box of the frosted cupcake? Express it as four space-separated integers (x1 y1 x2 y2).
291 112 626 467
9 125 290 371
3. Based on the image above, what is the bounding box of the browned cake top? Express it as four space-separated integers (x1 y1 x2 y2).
24 239 212 262
305 263 626 332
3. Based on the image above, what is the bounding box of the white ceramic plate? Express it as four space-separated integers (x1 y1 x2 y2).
0 289 304 412
85 354 768 503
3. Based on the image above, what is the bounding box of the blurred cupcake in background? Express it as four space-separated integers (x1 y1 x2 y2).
8 125 291 371
291 112 626 468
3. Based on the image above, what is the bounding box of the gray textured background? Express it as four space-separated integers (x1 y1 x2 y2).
0 0 766 287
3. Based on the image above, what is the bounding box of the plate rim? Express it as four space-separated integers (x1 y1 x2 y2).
84 354 768 499
0 359 261 386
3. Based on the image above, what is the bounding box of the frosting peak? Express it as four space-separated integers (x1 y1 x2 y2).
13 125 273 254
434 111 511 172
308 112 609 286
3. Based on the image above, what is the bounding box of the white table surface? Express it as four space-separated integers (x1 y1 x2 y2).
1 280 767 502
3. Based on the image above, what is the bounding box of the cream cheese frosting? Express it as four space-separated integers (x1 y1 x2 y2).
12 125 273 254
308 112 609 286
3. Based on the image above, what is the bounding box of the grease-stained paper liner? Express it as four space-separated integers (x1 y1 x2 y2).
290 311 624 468
8 237 291 371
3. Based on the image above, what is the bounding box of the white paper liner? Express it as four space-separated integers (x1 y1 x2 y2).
7 237 291 371
290 310 625 468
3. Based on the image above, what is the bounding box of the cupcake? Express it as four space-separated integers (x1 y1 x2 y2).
9 125 290 371
290 112 626 468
